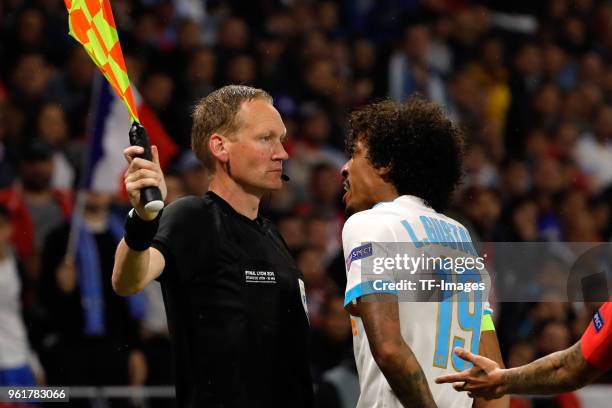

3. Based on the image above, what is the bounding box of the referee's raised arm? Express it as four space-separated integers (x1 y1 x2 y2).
112 144 167 296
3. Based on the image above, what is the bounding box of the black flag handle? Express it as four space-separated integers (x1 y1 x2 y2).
129 122 164 212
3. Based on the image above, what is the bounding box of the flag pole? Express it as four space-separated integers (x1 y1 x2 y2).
65 72 104 260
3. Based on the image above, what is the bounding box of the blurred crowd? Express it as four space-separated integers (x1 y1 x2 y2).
1 0 612 407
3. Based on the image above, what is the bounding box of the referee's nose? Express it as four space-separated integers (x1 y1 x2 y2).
273 139 289 161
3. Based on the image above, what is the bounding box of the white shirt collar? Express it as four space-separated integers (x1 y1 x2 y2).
372 195 431 210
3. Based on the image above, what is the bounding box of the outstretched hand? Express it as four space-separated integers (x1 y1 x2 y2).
434 347 507 400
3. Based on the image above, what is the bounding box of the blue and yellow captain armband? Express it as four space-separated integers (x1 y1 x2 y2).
481 312 496 332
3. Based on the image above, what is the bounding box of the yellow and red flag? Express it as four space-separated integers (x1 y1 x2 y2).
64 0 139 123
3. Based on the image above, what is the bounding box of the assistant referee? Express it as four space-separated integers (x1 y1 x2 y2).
112 85 313 407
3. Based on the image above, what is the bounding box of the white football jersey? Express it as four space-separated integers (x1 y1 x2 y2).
342 195 492 408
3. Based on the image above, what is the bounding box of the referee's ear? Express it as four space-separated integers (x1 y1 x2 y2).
209 133 230 164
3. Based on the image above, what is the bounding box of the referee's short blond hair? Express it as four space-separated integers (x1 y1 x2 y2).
191 85 273 172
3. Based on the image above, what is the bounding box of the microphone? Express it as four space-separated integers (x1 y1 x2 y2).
281 174 290 182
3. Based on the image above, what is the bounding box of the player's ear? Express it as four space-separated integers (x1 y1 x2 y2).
209 133 230 163
376 164 392 178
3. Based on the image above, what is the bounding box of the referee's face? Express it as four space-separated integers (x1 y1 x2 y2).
226 99 288 194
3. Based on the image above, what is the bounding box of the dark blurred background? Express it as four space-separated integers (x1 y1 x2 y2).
0 0 611 407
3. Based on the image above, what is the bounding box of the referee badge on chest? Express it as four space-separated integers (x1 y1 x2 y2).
244 269 277 283
299 278 309 322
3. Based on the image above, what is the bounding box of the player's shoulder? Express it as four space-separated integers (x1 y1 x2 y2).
344 207 388 229
342 205 398 239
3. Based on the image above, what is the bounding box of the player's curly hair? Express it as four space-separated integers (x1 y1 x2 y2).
346 97 463 212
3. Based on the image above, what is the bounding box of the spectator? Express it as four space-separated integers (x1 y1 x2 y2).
277 213 307 255
296 246 337 329
285 106 345 204
172 46 217 148
542 43 576 91
299 57 340 113
315 357 359 408
311 296 353 380
46 46 94 139
226 54 257 85
36 103 79 191
0 140 72 279
530 83 562 132
141 71 177 139
467 37 511 130
505 43 542 156
499 159 531 200
389 23 447 106
0 205 43 387
163 171 187 205
575 105 612 192
7 53 53 142
498 196 539 242
38 192 146 388
507 341 536 369
215 16 250 74
304 214 341 266
462 144 499 188
141 280 173 389
351 38 385 102
0 105 16 188
295 163 344 221
170 150 209 196
461 187 502 241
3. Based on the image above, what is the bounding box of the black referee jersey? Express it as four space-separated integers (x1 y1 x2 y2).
151 191 313 408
